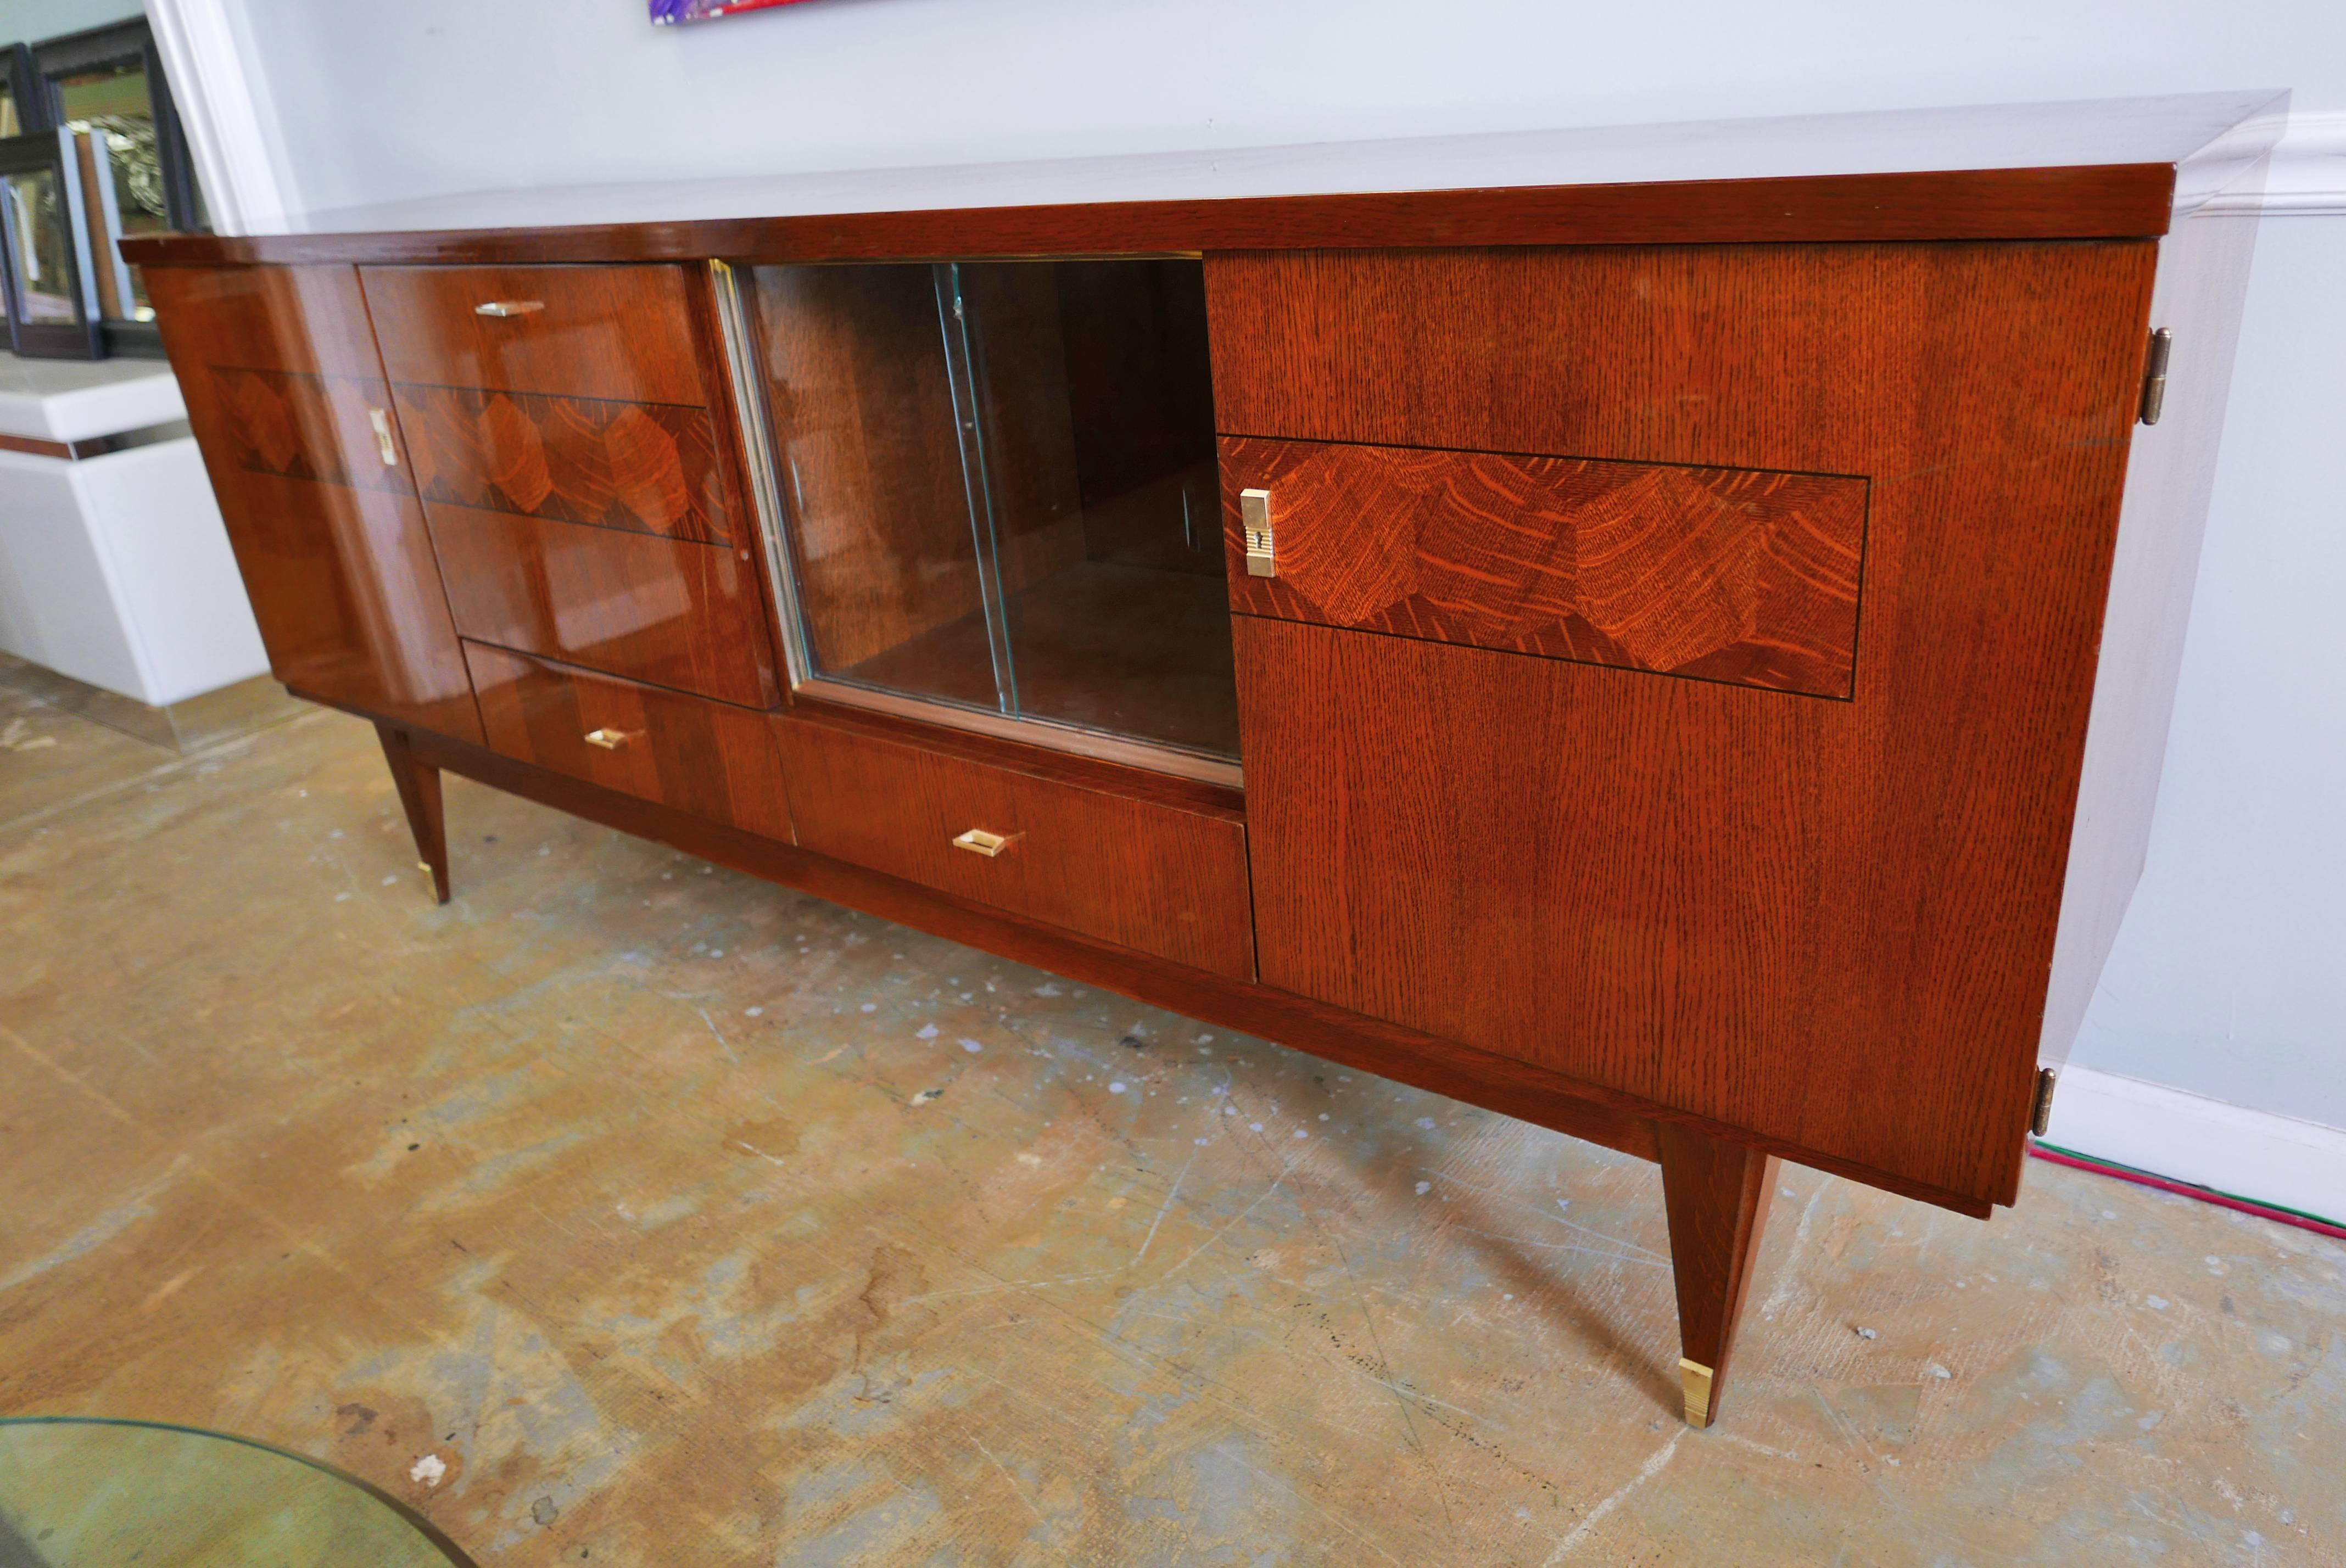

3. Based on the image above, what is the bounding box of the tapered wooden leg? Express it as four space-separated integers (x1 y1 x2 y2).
1657 1123 1779 1428
376 723 450 904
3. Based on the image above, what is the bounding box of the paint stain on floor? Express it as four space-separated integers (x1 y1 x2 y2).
1 701 2339 1566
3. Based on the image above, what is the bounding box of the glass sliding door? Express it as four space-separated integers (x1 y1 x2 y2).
744 257 1236 775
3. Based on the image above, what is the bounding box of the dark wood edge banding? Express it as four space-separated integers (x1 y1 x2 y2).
124 164 2177 269
308 688 1999 1217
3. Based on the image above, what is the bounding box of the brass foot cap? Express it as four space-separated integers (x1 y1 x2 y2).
1678 1358 1716 1427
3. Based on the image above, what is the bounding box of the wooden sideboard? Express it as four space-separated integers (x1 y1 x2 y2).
125 95 2279 1429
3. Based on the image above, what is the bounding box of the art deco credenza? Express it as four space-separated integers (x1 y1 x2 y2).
124 94 2281 1429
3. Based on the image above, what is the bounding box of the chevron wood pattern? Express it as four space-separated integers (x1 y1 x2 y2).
208 367 405 493
1220 437 1868 698
393 384 733 544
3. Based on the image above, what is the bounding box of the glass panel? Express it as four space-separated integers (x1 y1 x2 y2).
750 258 1237 765
0 1417 474 1565
0 84 19 140
2 165 80 323
54 59 165 321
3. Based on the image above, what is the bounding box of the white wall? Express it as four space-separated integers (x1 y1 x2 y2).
164 0 2346 1185
196 0 2345 218
2071 214 2346 1129
0 0 141 45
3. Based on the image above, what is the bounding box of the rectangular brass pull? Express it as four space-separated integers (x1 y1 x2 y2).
367 407 398 467
583 727 630 751
952 828 1013 858
1240 488 1275 577
475 300 545 318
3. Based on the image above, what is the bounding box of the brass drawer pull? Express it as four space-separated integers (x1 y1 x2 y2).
1240 488 1276 576
952 828 1014 858
474 300 545 318
583 727 631 751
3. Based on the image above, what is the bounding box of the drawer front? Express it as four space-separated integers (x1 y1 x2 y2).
1221 436 1867 699
392 380 735 545
779 717 1255 980
467 644 792 842
432 505 779 708
361 264 710 405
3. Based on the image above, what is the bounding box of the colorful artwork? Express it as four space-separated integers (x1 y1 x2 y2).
650 0 821 23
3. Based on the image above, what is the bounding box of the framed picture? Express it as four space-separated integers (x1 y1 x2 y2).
650 0 824 25
0 127 105 359
33 18 204 356
2 44 40 139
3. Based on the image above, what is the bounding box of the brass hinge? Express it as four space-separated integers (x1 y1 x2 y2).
2030 1068 2059 1138
2138 328 2172 425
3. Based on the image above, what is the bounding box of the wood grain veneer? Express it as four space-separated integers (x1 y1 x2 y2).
136 136 2262 1429
428 504 779 709
204 367 407 493
120 165 2179 270
1217 240 2159 1210
359 264 712 405
393 383 735 545
778 711 1256 981
378 722 451 905
1658 1124 1779 1427
1220 436 1868 698
347 695 2017 1214
145 264 483 744
465 643 792 842
373 705 1693 1175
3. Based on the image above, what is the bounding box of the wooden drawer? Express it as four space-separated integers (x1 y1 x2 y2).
432 505 779 708
778 716 1255 979
361 264 710 404
1221 436 1867 699
467 643 792 842
365 264 739 546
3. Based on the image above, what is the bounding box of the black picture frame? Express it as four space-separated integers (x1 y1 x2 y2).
0 127 105 360
32 19 200 233
29 19 198 356
2 43 48 136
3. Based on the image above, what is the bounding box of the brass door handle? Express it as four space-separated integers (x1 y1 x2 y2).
952 828 1014 858
366 406 398 467
475 300 545 318
583 727 631 751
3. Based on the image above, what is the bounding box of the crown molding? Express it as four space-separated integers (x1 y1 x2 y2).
2197 110 2346 216
145 0 292 236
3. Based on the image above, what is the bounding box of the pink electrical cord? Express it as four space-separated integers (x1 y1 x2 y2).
2029 1143 2346 1242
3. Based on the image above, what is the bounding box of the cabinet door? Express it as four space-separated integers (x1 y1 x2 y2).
1211 241 2158 1210
147 264 482 743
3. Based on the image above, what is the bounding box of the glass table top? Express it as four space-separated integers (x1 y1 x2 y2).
0 1418 474 1567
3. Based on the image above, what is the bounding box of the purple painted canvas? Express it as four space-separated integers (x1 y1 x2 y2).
651 0 820 23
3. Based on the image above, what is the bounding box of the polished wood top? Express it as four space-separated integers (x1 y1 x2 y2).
121 93 2285 268
124 166 2182 268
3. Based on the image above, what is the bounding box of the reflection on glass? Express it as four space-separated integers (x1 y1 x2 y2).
751 259 1236 764
0 84 19 139
2 166 79 323
57 60 164 322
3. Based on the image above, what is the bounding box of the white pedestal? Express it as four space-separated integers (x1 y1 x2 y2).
0 352 269 712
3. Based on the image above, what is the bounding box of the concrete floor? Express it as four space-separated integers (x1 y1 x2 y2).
2 688 2340 1567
